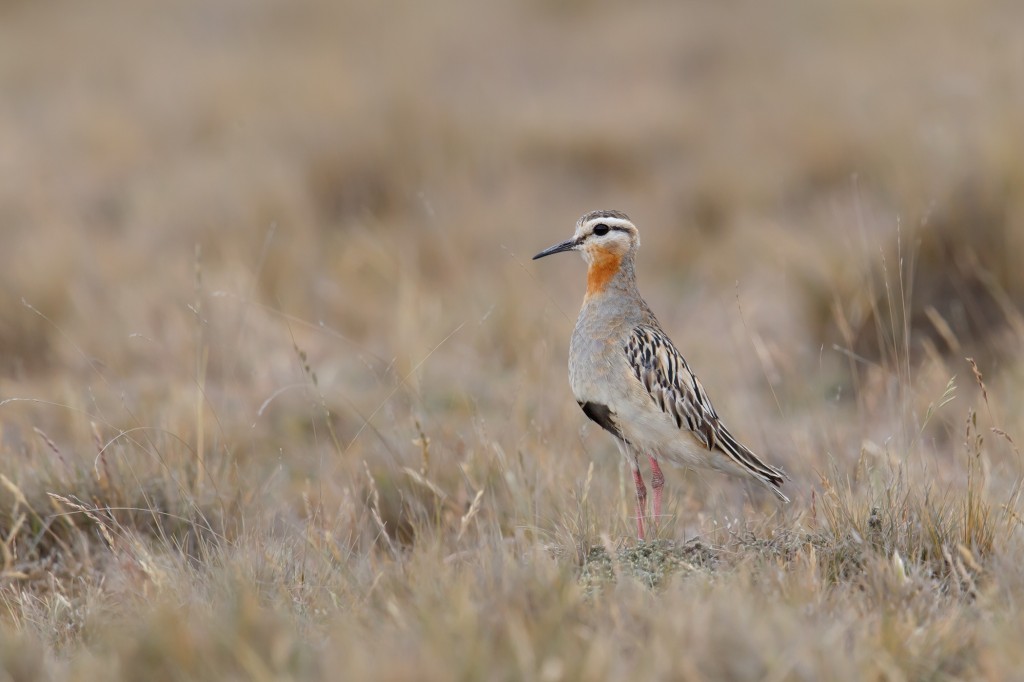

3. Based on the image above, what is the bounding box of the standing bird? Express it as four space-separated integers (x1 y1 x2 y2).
533 210 788 540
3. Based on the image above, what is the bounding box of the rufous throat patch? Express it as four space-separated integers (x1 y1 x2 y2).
585 248 622 298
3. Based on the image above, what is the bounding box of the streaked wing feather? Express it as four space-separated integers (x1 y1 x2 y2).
625 325 788 499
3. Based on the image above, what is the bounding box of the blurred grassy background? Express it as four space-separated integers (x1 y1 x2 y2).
2 0 1024 679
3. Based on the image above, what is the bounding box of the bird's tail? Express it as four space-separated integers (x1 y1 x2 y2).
716 426 790 503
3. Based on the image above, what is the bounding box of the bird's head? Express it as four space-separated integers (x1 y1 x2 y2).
532 210 640 265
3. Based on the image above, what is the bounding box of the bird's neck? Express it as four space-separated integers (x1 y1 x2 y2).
585 251 638 301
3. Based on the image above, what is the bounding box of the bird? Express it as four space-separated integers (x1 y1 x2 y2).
533 209 788 540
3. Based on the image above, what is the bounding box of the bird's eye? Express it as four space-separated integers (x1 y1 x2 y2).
592 224 610 236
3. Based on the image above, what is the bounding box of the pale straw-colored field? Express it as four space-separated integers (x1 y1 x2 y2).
2 0 1024 678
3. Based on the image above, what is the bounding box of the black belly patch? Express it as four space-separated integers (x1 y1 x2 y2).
578 401 625 441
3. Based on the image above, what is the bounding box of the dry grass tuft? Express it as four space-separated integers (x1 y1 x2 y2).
828 179 1024 374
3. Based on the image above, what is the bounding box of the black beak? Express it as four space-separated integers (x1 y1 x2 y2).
532 237 578 260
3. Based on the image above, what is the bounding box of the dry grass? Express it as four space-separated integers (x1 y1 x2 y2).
2 0 1024 679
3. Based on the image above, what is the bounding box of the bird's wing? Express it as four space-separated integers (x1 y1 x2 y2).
625 325 789 499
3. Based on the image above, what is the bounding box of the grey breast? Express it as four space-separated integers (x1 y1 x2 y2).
568 301 635 403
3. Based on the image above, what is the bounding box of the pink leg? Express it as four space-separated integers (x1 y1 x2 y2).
632 467 647 541
649 457 665 529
